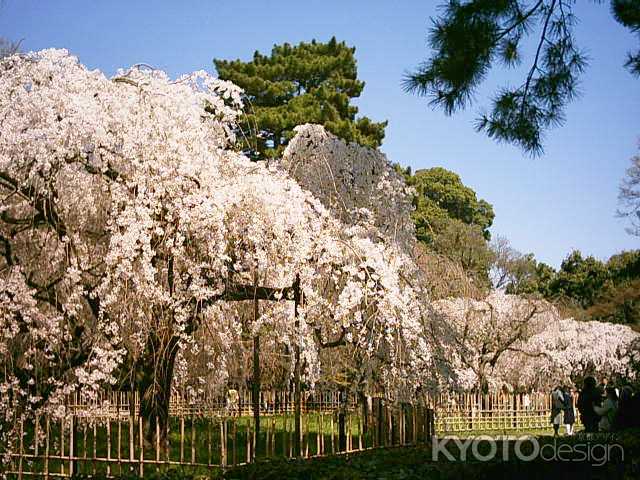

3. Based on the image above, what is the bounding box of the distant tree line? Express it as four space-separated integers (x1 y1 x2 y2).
497 247 640 328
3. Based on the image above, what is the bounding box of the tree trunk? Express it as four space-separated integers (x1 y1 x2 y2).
136 330 181 444
338 387 347 451
293 274 302 457
358 391 370 435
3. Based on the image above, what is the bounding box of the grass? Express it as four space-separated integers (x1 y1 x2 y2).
11 412 368 478
11 413 613 479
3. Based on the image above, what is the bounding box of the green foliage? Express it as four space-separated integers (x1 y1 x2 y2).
405 167 495 242
431 219 495 289
586 251 640 326
613 0 640 76
214 37 387 160
507 249 640 327
402 167 495 288
550 251 610 309
405 0 638 155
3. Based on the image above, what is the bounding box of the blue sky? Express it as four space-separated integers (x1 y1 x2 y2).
2 0 638 267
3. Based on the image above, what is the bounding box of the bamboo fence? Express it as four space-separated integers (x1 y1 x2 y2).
6 390 576 478
427 391 582 433
5 390 434 479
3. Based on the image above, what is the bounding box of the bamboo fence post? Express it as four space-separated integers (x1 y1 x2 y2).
34 415 39 462
412 405 417 445
129 412 134 469
66 416 71 477
116 395 121 475
220 417 226 468
271 393 284 455
265 415 270 457
232 416 237 466
93 421 97 475
304 410 309 457
286 410 291 458
18 419 23 480
191 416 196 464
380 401 385 447
44 416 50 480
319 412 324 455
271 414 276 457
180 415 185 463
330 414 335 453
154 421 160 471
82 421 87 468
207 417 212 466
265 413 270 457
246 416 251 463
165 412 171 465
386 404 391 446
107 418 111 477
317 412 321 455
138 414 144 477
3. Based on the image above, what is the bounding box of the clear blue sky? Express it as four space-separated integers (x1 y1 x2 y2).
2 0 638 267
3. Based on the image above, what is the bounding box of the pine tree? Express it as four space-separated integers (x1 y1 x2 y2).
404 0 640 156
215 37 387 160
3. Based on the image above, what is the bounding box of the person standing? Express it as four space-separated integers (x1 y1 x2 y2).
562 385 576 435
577 376 600 433
598 378 608 399
613 386 634 431
551 386 565 436
594 387 619 432
226 385 239 416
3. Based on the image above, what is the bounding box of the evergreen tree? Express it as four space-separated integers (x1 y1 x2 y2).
404 0 640 155
399 166 496 288
215 37 387 160
403 166 495 243
504 248 640 327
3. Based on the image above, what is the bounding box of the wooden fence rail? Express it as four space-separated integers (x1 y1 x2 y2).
7 390 572 478
428 391 581 433
6 390 435 479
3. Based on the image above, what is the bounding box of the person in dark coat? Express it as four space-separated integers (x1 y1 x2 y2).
562 385 576 435
631 391 640 429
613 386 634 431
577 376 600 433
550 386 565 436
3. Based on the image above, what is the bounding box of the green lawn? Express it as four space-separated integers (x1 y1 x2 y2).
12 414 626 479
11 412 369 477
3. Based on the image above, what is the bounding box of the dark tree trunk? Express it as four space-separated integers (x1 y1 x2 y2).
358 391 370 435
136 330 181 444
338 387 347 451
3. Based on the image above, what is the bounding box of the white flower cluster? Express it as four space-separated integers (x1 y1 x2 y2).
425 291 640 392
496 317 640 389
0 49 429 458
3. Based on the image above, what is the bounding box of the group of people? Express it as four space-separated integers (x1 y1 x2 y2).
551 377 640 435
550 385 577 435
